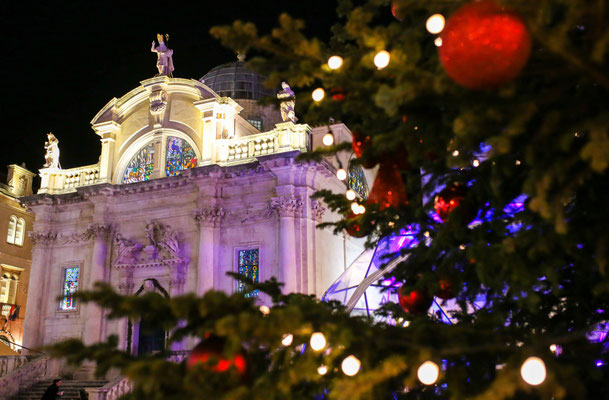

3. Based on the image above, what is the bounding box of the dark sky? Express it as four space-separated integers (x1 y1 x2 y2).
0 0 338 175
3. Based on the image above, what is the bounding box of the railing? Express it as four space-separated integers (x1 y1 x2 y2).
38 163 101 195
0 303 14 317
0 355 47 400
86 377 133 400
167 350 190 363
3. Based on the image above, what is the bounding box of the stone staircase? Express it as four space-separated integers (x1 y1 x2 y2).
11 380 108 400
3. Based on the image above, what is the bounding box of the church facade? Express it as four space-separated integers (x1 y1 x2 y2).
20 41 368 363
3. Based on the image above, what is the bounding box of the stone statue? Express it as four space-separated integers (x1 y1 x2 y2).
151 34 174 76
114 234 143 264
277 81 298 123
43 133 61 169
159 227 180 257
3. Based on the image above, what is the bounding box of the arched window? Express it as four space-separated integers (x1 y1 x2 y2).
6 216 17 244
165 136 198 176
348 165 369 200
122 143 155 184
14 219 25 246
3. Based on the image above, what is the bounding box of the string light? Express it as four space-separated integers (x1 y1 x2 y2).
317 365 328 375
259 305 270 315
322 132 335 146
452 150 459 157
434 37 443 47
374 50 390 69
346 189 356 201
310 332 327 351
473 159 480 167
312 88 325 102
520 357 546 385
426 14 445 34
328 55 344 70
417 361 440 385
336 169 347 180
281 334 294 347
341 355 361 376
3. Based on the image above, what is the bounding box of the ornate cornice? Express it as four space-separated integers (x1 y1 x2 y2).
271 195 304 217
194 206 225 227
87 223 113 239
29 231 57 246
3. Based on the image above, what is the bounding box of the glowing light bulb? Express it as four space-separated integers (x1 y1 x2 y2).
549 344 557 353
374 50 390 69
328 55 343 70
317 365 328 375
434 37 443 47
472 159 480 167
336 169 347 180
312 88 325 102
322 133 334 146
259 305 270 315
281 334 294 347
358 204 366 214
520 357 546 386
351 202 361 214
452 150 459 157
310 332 326 351
417 361 440 385
346 189 356 201
341 355 361 376
426 14 445 34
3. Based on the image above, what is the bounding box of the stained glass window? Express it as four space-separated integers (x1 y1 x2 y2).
237 249 259 297
60 267 79 310
123 143 155 183
348 165 369 199
165 137 198 176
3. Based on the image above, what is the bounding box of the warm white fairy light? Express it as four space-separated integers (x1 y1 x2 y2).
473 159 480 167
259 305 270 315
281 334 294 347
549 344 557 353
374 50 390 69
452 150 460 157
336 169 347 180
312 88 326 102
322 132 335 146
417 361 440 385
434 37 443 47
328 55 344 70
310 332 327 351
346 189 356 201
317 365 328 375
520 357 546 386
341 355 361 376
515 160 521 165
426 14 445 34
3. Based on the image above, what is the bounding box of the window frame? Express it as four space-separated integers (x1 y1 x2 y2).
234 246 260 297
14 218 25 246
6 216 17 244
58 265 81 312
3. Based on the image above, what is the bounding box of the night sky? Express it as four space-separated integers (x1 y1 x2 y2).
0 1 337 178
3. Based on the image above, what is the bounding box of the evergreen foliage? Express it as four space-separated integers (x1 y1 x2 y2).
48 0 609 398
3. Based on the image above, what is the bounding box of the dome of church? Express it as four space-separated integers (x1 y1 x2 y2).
200 60 273 100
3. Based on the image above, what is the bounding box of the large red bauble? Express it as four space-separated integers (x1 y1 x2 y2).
345 212 370 238
187 336 247 376
398 285 433 315
391 0 405 21
439 0 532 90
351 132 377 168
367 162 408 210
434 184 468 222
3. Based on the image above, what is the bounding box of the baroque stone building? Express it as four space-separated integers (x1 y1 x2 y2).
20 52 369 366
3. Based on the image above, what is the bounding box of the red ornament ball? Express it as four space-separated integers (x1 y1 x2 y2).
351 132 377 168
367 162 408 210
439 0 532 90
434 184 469 222
391 0 405 21
345 212 370 238
187 336 247 376
436 279 455 300
398 285 433 315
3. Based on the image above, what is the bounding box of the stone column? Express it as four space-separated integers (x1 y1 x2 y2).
22 232 56 352
92 121 120 184
83 224 112 345
195 206 225 295
272 196 304 293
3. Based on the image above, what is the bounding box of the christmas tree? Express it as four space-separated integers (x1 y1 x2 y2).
49 0 609 398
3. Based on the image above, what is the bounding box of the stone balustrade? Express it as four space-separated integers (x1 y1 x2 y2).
86 377 133 400
38 164 101 195
0 355 47 400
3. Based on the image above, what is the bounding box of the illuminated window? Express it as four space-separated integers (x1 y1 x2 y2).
237 249 259 297
165 137 198 177
247 118 263 131
60 267 79 311
14 218 25 246
6 216 16 244
122 143 155 184
348 165 369 200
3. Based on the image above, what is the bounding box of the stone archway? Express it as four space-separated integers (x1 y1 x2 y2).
127 279 169 355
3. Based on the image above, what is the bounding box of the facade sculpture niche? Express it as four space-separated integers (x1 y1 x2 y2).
113 221 185 268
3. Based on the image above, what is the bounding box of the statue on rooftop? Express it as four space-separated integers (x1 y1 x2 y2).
43 132 61 169
151 34 174 77
277 81 298 123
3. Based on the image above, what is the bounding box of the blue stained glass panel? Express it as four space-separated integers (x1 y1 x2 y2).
60 267 79 310
165 137 198 176
123 143 155 183
348 165 369 199
238 249 259 297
